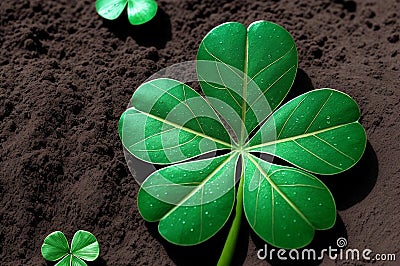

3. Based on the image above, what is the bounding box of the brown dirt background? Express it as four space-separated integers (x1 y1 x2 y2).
1 0 399 265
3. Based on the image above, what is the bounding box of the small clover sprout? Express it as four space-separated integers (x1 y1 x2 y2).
41 230 100 266
119 21 366 265
96 0 157 25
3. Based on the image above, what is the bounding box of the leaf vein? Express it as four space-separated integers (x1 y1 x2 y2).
292 140 343 171
128 107 232 148
202 43 244 81
248 122 359 150
246 65 296 113
304 91 333 133
247 44 295 83
198 73 242 109
276 95 309 139
130 134 198 152
161 153 237 220
313 135 356 162
248 155 314 228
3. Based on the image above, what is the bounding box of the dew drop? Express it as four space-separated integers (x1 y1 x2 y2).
209 223 213 226
219 41 223 44
347 136 351 139
190 228 194 232
286 233 291 237
205 211 209 215
327 116 331 119
182 221 186 224
293 191 297 195
150 204 153 207
164 192 168 195
307 197 311 201
293 219 297 223
318 203 323 206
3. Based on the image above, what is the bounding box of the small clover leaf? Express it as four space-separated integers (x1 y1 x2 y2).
96 0 157 25
42 230 100 266
119 20 366 263
41 231 69 262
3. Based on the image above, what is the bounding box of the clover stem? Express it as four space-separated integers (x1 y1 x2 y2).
217 174 244 266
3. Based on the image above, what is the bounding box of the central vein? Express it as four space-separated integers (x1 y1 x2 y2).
239 33 249 146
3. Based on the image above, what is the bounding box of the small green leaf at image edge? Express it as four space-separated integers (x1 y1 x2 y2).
41 230 100 265
95 0 158 25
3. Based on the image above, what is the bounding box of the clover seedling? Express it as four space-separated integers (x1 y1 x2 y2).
96 0 157 25
41 230 100 266
119 21 366 265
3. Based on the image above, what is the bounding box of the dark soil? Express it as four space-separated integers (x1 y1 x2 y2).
1 0 399 265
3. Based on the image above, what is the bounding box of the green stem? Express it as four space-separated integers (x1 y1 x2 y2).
217 175 244 266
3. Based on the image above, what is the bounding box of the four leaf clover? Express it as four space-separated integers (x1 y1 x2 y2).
96 0 157 25
41 230 100 266
119 20 366 250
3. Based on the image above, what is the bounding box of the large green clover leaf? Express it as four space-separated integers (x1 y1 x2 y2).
119 78 232 164
248 88 366 174
197 21 297 140
119 20 366 256
243 155 336 248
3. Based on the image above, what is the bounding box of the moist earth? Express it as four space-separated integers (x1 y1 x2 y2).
0 0 399 265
